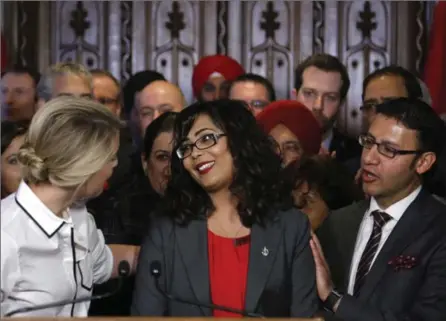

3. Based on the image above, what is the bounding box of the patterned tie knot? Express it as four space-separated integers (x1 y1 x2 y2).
371 210 392 228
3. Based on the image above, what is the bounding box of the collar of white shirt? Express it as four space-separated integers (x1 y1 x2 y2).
15 181 72 238
367 185 422 221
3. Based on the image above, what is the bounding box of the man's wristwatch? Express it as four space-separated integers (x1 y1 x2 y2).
323 289 343 312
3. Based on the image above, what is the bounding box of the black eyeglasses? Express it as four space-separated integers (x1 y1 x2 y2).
358 134 423 159
360 98 401 112
359 102 377 112
176 133 227 159
96 97 119 105
247 100 270 109
268 137 302 158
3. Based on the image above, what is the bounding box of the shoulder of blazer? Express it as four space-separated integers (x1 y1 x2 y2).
149 215 176 239
274 206 309 227
328 200 368 225
316 200 367 240
271 207 311 242
424 193 446 229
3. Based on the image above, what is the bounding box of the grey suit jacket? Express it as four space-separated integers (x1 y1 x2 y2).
317 188 446 321
131 207 318 317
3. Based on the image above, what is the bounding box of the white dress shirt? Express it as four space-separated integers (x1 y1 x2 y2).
322 128 334 151
347 186 422 295
0 181 113 317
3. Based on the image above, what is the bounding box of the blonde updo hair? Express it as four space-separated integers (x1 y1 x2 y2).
18 96 122 188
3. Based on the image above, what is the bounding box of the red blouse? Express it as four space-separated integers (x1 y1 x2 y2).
208 230 250 318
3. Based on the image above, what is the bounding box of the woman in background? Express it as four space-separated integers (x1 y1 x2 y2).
141 111 177 196
89 112 177 317
1 97 139 317
282 156 363 230
1 120 29 198
132 99 318 317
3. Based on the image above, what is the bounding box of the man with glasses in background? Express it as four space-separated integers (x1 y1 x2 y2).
356 66 446 197
229 73 276 115
91 69 122 117
360 65 425 131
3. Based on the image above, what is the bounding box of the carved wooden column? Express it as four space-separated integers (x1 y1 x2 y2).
2 1 39 68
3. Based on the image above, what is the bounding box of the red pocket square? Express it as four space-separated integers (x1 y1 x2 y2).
388 255 417 271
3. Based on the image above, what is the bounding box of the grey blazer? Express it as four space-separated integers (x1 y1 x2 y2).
131 207 318 317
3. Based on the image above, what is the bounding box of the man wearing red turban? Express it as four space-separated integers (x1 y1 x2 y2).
192 54 245 101
256 100 322 166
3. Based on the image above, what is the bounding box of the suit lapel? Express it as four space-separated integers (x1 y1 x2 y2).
358 190 436 299
175 220 211 316
342 201 369 291
245 217 282 312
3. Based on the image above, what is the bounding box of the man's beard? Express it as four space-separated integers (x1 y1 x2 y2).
312 110 336 134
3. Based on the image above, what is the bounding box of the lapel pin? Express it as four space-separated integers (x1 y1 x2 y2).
261 246 269 257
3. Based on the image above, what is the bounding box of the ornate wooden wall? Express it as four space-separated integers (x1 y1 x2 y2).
2 0 434 136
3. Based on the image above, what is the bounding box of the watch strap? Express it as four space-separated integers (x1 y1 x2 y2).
323 289 342 312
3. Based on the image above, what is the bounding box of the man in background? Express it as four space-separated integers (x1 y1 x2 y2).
91 69 122 117
133 79 185 140
293 54 361 162
360 65 424 130
1 64 40 121
229 73 276 116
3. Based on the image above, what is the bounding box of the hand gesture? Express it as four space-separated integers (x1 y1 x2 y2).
309 232 333 301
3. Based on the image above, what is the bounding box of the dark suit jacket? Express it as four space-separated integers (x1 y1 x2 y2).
317 189 446 321
329 129 362 164
131 208 318 317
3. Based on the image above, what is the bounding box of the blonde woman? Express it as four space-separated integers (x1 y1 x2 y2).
0 96 139 317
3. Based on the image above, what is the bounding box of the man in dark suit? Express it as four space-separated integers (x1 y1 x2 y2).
292 54 362 164
312 97 446 321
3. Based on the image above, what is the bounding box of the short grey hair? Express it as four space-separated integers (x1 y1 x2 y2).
36 74 52 102
40 62 93 99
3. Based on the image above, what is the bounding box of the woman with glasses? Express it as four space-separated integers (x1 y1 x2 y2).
132 99 318 317
1 120 29 198
256 100 322 166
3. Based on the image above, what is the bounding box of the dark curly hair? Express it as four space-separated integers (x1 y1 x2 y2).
143 111 177 159
163 99 293 227
282 156 363 210
1 120 30 154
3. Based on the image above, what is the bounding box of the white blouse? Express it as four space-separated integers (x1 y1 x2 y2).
0 181 113 317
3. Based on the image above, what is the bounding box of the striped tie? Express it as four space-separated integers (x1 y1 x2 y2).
353 210 392 296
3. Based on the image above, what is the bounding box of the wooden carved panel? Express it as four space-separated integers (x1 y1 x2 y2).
240 1 297 100
147 1 218 104
339 1 392 136
3 0 428 127
150 1 198 104
52 1 105 69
